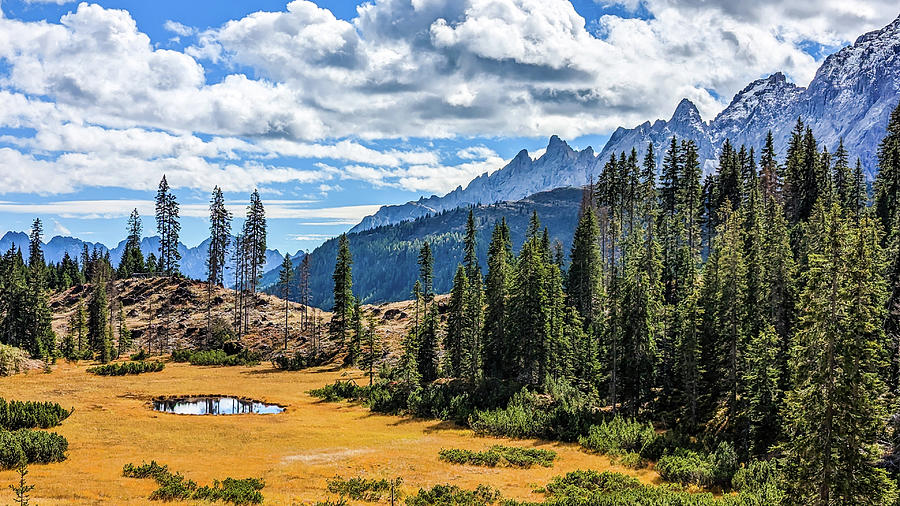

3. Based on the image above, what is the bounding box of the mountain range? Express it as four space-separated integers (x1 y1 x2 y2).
0 231 291 285
352 14 900 233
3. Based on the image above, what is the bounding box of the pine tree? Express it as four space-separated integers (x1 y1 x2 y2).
444 264 468 378
360 316 381 386
417 305 439 384
743 324 780 456
759 130 781 203
783 203 896 504
483 220 512 379
28 218 44 272
206 187 231 343
88 273 112 363
241 190 266 332
399 282 421 386
330 234 354 346
875 101 900 234
701 203 748 446
418 241 434 309
298 253 311 332
567 206 602 329
155 176 181 275
118 209 145 277
279 253 293 350
462 209 484 379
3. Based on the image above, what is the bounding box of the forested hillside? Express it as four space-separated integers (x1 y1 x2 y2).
268 187 584 308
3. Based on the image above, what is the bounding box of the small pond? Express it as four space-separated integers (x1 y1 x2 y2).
152 396 285 415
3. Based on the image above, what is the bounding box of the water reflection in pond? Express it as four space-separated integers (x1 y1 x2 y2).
152 396 284 415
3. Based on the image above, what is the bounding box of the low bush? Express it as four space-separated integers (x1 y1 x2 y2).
309 381 368 402
578 416 658 456
86 361 164 376
655 449 714 487
326 476 400 501
272 350 332 371
468 387 599 441
438 445 557 468
0 430 68 469
130 349 150 361
614 451 645 470
172 350 261 367
405 484 502 506
123 461 264 504
0 398 72 430
537 469 732 505
0 344 29 376
170 349 192 362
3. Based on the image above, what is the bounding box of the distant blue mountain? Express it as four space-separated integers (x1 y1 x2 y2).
0 231 294 285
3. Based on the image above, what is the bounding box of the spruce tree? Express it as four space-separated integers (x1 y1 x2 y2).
206 187 231 342
417 305 439 384
743 323 780 456
279 253 293 350
444 264 469 379
483 220 512 379
330 234 353 346
360 316 381 386
118 208 145 277
155 176 181 275
783 203 896 504
875 101 900 233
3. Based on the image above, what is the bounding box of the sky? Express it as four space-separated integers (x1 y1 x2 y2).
0 0 897 254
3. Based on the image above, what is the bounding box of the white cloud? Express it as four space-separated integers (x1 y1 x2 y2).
163 20 195 37
51 218 71 235
0 0 897 201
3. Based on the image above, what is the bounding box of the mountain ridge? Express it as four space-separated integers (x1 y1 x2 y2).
351 14 900 233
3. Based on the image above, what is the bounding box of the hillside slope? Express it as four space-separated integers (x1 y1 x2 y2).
266 186 584 308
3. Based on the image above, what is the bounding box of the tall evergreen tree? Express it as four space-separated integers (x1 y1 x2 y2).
875 101 900 233
330 234 354 346
206 187 231 343
279 253 293 350
118 209 145 277
155 175 181 275
483 220 512 379
783 204 896 505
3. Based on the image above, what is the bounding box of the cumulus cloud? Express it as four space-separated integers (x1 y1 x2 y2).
0 0 897 201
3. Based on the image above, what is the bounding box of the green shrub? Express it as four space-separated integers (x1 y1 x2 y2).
469 390 556 439
439 445 557 468
615 451 645 469
170 349 192 362
538 469 732 505
0 344 29 376
272 350 332 371
130 349 150 361
0 398 72 430
123 461 264 504
578 416 658 456
0 430 68 468
86 361 164 376
187 350 260 367
732 459 785 505
656 449 716 487
326 476 400 501
405 484 501 506
309 381 367 402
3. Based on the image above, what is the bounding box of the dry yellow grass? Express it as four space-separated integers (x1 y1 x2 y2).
0 360 661 504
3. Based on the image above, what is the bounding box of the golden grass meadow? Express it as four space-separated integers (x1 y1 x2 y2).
0 360 660 504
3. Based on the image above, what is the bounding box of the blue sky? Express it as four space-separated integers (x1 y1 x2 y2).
0 0 894 254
